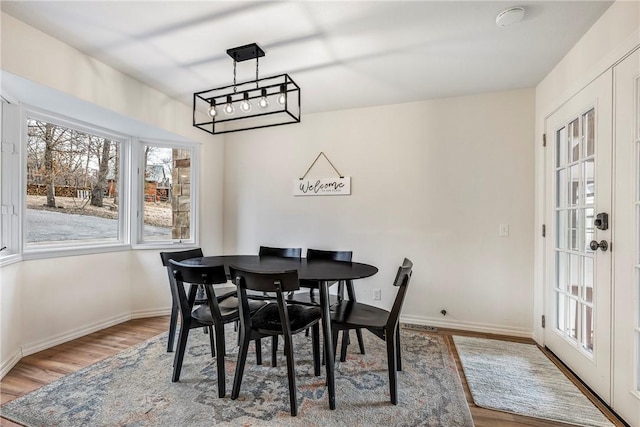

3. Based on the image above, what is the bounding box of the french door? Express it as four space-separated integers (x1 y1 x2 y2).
612 48 640 427
545 70 613 402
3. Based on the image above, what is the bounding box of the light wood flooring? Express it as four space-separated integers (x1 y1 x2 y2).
0 316 627 427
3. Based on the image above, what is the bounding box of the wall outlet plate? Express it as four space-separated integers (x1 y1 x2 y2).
373 288 381 300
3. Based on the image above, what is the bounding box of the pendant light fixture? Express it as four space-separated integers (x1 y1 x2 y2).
193 43 301 135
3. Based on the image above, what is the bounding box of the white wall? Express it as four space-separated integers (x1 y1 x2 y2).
0 12 224 376
533 0 640 343
224 88 535 336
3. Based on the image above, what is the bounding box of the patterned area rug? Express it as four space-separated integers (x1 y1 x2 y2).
453 336 614 427
2 326 473 426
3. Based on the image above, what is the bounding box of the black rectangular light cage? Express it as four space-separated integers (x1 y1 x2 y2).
193 74 301 135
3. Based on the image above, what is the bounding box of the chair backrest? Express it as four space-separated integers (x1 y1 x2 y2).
159 248 204 314
159 248 204 267
229 266 300 334
258 246 302 259
169 259 228 321
306 248 352 262
387 258 413 331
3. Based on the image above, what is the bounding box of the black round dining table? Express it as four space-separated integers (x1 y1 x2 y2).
179 255 378 410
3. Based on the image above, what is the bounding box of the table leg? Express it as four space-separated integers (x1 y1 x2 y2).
319 280 336 410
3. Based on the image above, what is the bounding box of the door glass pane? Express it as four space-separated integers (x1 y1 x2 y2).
557 252 568 291
556 292 566 331
585 207 595 249
570 209 579 251
557 169 568 207
557 127 567 167
583 256 593 303
584 109 595 157
569 118 580 162
557 210 567 249
569 297 578 340
584 159 594 205
570 254 580 294
570 164 580 206
582 305 593 351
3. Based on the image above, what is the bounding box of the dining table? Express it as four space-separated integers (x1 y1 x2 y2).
178 254 379 410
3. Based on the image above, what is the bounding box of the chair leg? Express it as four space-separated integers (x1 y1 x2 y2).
214 325 226 398
255 339 262 365
386 331 398 405
283 333 298 416
356 328 366 354
172 323 190 382
395 324 402 371
340 331 349 362
271 335 278 367
208 326 216 357
167 304 178 352
312 323 320 376
231 331 251 400
331 327 340 361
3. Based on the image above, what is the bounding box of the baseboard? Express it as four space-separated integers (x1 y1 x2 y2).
20 313 132 357
400 314 532 338
130 307 171 320
1 348 23 379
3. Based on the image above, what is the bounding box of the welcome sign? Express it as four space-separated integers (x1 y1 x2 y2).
294 176 351 196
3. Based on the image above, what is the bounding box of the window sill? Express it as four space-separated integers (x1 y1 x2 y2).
22 243 131 261
0 253 23 268
131 241 198 251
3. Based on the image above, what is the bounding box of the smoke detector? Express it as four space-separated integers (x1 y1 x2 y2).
496 7 525 27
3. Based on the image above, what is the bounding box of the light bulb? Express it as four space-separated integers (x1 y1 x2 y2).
277 85 286 106
207 102 217 118
258 88 269 108
240 93 252 112
224 95 235 115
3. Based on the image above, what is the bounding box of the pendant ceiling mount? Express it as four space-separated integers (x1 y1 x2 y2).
193 43 301 135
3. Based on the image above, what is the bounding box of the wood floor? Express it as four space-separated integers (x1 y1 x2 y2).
0 316 627 427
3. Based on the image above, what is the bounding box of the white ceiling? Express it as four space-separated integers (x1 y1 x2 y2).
1 1 613 114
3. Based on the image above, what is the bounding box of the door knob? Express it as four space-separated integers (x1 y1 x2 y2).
589 240 609 252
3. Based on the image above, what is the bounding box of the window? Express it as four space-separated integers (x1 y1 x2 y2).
25 113 125 247
0 100 198 261
139 143 196 244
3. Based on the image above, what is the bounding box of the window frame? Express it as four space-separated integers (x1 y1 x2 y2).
132 139 199 248
0 101 200 264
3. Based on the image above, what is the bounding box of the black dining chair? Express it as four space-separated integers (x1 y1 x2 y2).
229 266 321 416
160 248 220 353
168 260 267 397
287 248 366 360
330 258 413 405
258 245 301 366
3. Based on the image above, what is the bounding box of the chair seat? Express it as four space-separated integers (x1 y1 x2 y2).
331 301 389 329
251 303 321 335
194 288 236 306
193 297 266 323
286 290 341 307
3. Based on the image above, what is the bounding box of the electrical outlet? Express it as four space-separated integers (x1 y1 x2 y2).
373 288 381 300
499 223 509 237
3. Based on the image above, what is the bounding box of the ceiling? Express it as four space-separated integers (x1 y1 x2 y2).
1 1 613 115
